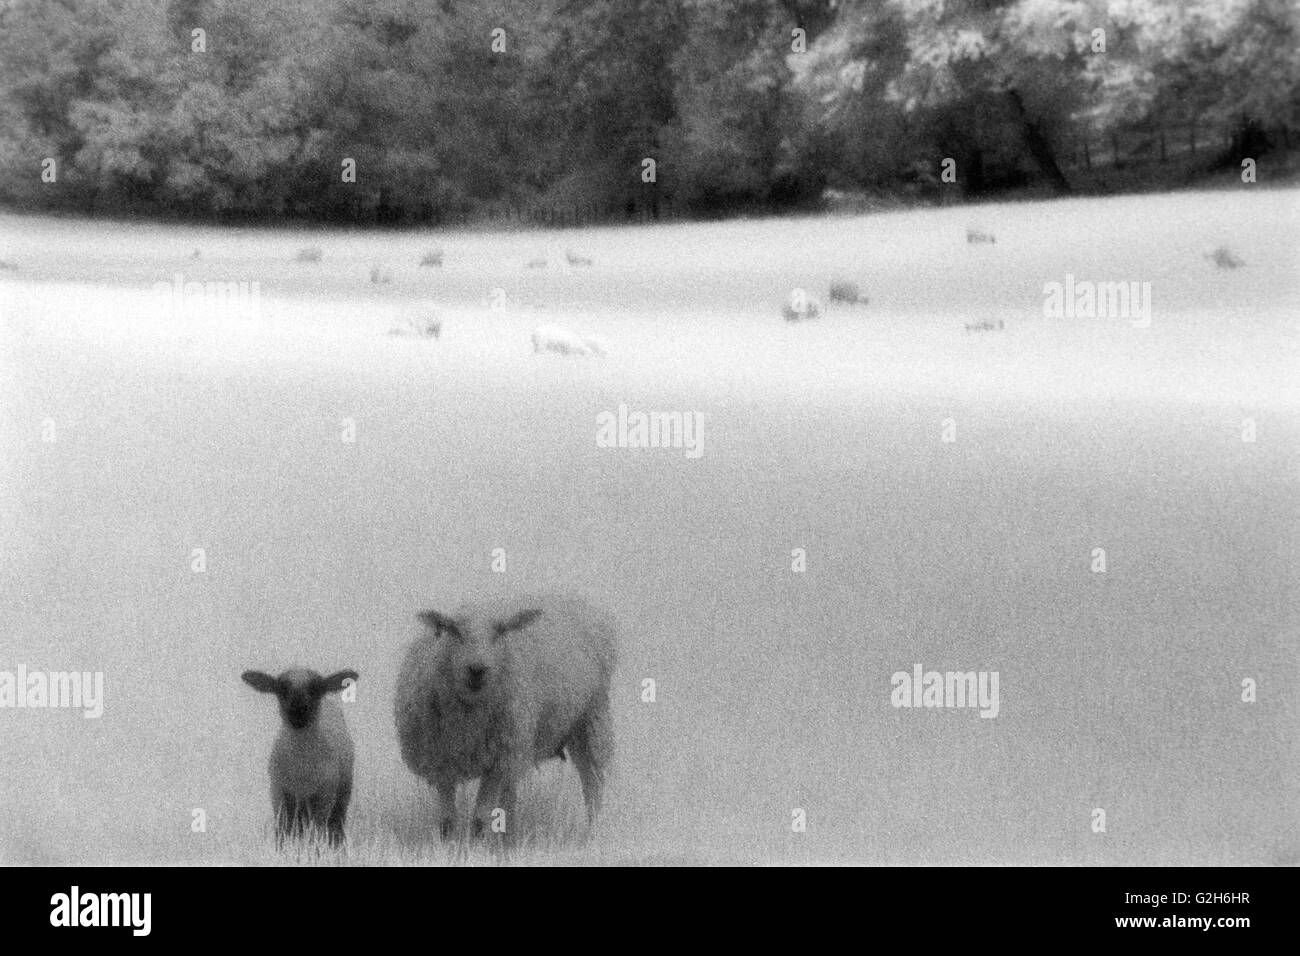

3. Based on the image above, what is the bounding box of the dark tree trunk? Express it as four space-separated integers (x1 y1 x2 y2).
1005 89 1071 193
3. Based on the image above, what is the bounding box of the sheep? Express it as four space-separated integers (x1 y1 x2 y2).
1206 246 1244 269
565 249 594 267
964 319 1005 332
241 667 359 846
828 280 867 305
294 246 323 263
531 323 604 357
419 248 444 267
394 595 616 843
525 257 548 269
369 265 393 284
966 227 997 245
781 292 822 322
388 306 443 339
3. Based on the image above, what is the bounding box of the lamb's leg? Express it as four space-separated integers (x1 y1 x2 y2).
273 792 294 848
327 778 352 847
436 779 457 841
570 700 613 824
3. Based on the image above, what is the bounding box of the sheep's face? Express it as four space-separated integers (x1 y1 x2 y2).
418 608 542 706
242 667 359 730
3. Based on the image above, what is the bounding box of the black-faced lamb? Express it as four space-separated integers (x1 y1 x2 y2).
241 667 358 846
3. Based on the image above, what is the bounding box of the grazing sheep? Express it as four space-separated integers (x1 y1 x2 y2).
370 265 393 284
964 319 1005 332
294 246 323 263
526 257 548 269
394 595 616 843
565 249 594 267
389 306 443 339
966 227 997 245
241 668 359 846
1206 246 1244 269
828 280 867 305
531 323 604 357
419 248 444 267
781 293 822 322
0 259 17 271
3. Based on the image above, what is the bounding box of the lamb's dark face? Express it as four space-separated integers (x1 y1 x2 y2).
419 608 542 706
278 670 323 729
241 667 359 730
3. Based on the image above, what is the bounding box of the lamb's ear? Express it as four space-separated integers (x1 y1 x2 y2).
417 610 459 637
496 609 542 635
316 670 359 695
241 671 280 694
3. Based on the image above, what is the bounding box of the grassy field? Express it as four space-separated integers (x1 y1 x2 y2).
0 187 1296 865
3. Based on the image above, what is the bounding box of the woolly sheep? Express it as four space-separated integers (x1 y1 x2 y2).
781 293 822 322
294 246 323 263
828 280 867 305
565 249 594 267
964 319 1005 332
242 667 359 846
525 257 548 269
531 323 604 357
966 227 997 245
419 248 444 267
394 595 616 842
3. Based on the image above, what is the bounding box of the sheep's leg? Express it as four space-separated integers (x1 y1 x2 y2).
276 793 303 847
436 779 457 841
570 701 614 824
471 763 518 843
327 778 352 847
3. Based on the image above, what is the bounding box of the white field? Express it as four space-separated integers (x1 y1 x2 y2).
0 189 1297 866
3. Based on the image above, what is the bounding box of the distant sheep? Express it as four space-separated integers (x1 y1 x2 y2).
394 595 617 842
964 319 1005 332
370 265 393 284
782 292 822 322
419 248 444 267
966 227 997 245
565 250 594 267
1206 246 1244 269
389 306 443 339
294 246 323 263
828 280 867 305
532 323 604 357
526 257 548 269
241 668 359 846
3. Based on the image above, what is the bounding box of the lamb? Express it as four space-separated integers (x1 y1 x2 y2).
241 667 359 846
394 595 616 843
531 323 604 357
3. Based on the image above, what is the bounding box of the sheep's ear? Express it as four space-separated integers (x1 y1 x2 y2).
241 671 280 694
417 610 459 637
316 670 359 695
496 609 542 635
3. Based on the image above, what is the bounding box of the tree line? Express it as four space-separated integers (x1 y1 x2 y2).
0 0 1296 224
